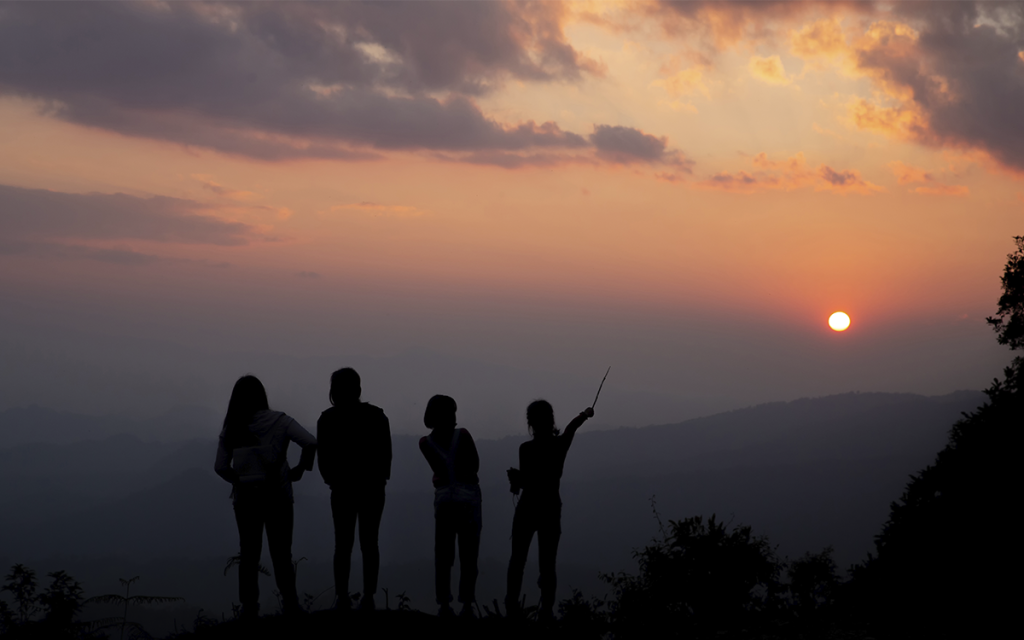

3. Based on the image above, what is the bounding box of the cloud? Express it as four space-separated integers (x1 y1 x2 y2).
888 161 969 196
697 152 882 194
192 175 259 202
749 54 793 85
0 183 259 245
655 172 687 184
863 3 1024 172
0 2 605 163
780 3 1024 174
589 125 693 169
650 67 710 98
889 161 934 185
645 2 1024 175
296 271 321 279
790 18 848 59
651 0 842 50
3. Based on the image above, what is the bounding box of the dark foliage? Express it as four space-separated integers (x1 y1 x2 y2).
604 514 781 638
986 235 1024 351
785 547 838 616
37 571 84 630
0 565 96 639
1 566 38 626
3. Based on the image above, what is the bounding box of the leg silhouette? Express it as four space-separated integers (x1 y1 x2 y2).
358 486 386 597
506 507 537 609
435 502 458 607
331 489 358 604
234 501 264 614
265 500 299 612
457 502 481 605
537 511 561 616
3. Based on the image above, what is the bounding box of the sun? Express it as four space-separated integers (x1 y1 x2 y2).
828 312 851 332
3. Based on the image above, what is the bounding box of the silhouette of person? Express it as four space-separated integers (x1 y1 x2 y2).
419 395 481 618
316 368 392 611
214 375 316 619
505 401 593 619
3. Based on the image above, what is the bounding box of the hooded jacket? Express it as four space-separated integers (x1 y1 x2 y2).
214 410 317 502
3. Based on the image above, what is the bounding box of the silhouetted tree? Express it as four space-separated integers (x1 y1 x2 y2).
38 571 84 632
786 547 838 617
855 236 1023 638
605 514 781 639
987 235 1024 351
1 565 38 626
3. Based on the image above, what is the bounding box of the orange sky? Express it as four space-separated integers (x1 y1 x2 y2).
0 1 1019 432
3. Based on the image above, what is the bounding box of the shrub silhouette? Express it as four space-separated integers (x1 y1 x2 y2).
605 513 780 638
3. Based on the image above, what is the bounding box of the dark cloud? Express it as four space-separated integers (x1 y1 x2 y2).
317 1 604 94
0 184 257 246
853 2 1024 172
703 171 760 189
818 166 860 186
0 2 600 161
589 125 693 169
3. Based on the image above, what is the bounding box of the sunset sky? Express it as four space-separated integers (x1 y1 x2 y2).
0 1 1020 435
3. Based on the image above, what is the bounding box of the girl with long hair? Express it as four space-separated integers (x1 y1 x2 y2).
214 375 317 618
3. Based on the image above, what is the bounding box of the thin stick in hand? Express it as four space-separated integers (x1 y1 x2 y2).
591 366 611 409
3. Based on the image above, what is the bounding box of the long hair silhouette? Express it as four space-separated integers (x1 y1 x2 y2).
223 375 268 449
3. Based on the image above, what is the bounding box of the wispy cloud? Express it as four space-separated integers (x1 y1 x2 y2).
697 153 883 195
0 183 262 246
748 55 793 86
888 161 969 196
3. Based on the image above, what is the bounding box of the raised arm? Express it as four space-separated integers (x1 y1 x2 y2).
563 407 595 441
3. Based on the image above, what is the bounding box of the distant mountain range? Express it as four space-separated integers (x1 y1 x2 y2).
0 390 985 627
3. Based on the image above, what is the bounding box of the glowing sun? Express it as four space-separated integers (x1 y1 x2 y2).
828 312 851 332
